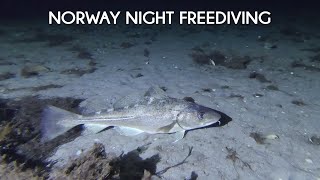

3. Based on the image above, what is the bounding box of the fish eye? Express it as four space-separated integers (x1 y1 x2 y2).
198 112 205 120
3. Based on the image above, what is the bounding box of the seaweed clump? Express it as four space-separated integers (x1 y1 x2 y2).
52 143 116 179
0 97 84 178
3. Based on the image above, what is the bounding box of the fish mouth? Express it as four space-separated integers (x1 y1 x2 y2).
198 111 232 129
201 120 218 127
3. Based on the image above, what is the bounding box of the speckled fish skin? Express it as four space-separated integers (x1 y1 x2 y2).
78 97 211 132
41 87 223 141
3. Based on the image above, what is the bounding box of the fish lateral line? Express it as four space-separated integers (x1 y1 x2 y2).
77 116 137 122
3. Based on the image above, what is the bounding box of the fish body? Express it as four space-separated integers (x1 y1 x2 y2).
41 87 229 142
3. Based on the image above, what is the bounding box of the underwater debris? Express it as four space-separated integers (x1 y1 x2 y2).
61 68 96 77
226 56 252 69
291 100 306 106
0 72 15 81
250 132 267 144
21 65 50 78
31 84 63 92
250 132 279 144
225 147 252 170
190 52 211 65
253 93 263 98
309 135 320 145
191 50 225 66
249 72 271 83
190 49 251 69
141 170 151 180
144 48 150 57
120 42 134 49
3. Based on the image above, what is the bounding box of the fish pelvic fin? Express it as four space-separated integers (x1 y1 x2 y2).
173 130 186 143
41 105 81 142
157 122 177 133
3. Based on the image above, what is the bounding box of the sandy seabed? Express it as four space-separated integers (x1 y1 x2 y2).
0 18 319 179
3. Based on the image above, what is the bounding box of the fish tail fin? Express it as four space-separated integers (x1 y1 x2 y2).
41 105 80 142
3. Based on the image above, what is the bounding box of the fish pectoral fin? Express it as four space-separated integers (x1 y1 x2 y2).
157 122 177 133
144 86 168 99
173 130 186 143
114 126 144 136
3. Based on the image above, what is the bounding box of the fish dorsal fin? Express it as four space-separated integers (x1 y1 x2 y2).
113 86 167 109
144 86 167 99
113 91 145 109
114 126 144 136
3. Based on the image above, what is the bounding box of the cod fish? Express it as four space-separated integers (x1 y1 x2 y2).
41 87 229 142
